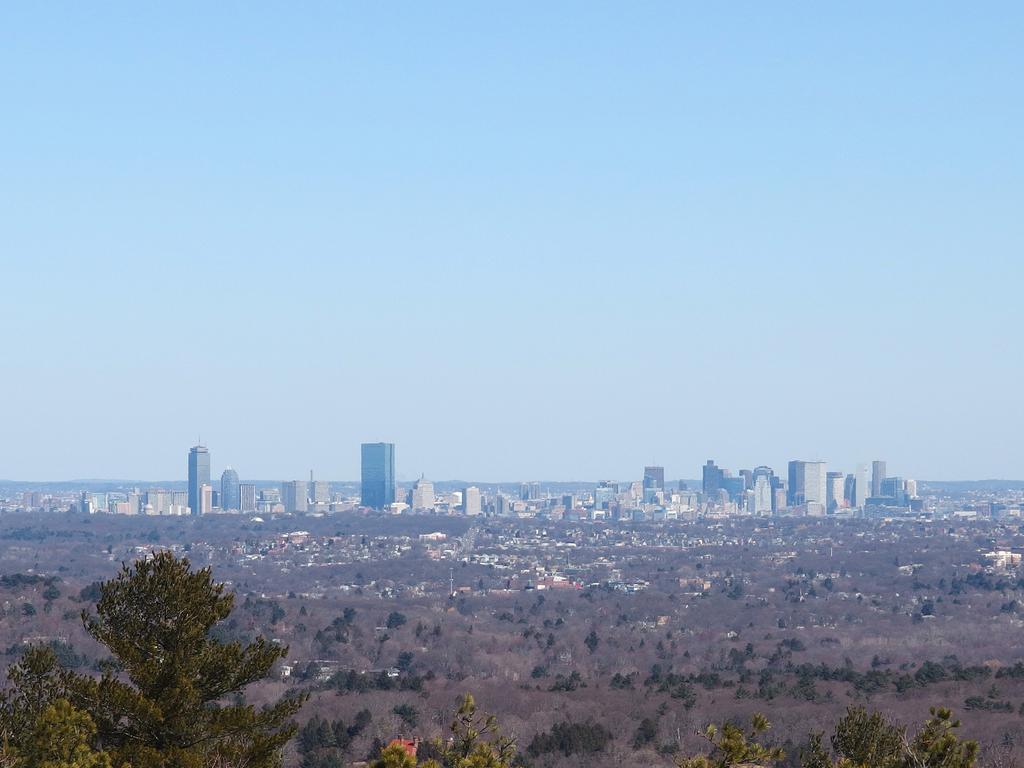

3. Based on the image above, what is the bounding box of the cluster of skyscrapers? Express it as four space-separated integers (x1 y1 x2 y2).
185 445 919 518
699 458 917 516
109 444 344 516
74 442 915 520
174 442 401 515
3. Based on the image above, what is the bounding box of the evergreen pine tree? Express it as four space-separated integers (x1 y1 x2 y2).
1 553 305 768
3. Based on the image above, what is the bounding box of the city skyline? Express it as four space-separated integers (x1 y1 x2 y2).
7 435 1010 522
110 442 915 504
11 438 932 517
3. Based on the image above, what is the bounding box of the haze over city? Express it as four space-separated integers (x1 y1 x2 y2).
3 4 1022 481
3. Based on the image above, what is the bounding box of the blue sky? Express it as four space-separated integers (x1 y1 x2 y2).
2 3 1021 481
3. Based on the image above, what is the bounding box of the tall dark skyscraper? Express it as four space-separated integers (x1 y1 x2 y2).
187 444 210 516
872 460 887 498
643 466 665 490
702 460 724 497
361 442 395 509
220 467 240 511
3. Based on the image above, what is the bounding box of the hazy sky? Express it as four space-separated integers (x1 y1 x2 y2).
2 3 1022 482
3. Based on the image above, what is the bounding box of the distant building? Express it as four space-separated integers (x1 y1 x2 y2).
220 468 240 511
187 445 210 517
773 487 788 512
702 460 724 498
200 483 213 515
872 460 887 498
881 476 906 505
282 480 309 513
361 442 396 509
643 466 665 491
788 461 827 507
80 492 104 514
722 475 747 502
844 474 856 507
410 476 435 511
495 493 510 516
752 474 773 516
594 481 617 510
258 487 281 513
146 490 172 516
516 481 542 500
311 480 330 506
841 465 868 509
239 483 257 513
826 471 845 513
855 464 869 508
463 486 482 516
751 466 776 513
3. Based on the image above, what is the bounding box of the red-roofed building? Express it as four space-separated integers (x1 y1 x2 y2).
388 738 419 759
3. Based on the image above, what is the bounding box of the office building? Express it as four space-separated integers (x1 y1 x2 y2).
80 492 106 515
463 486 482 516
518 481 542 501
410 476 435 511
187 445 210 517
643 485 663 504
881 476 906 505
257 488 281 513
495 493 510 516
220 467 240 511
788 460 827 507
702 460 724 498
312 480 330 506
239 483 257 513
826 471 845 513
752 466 776 513
853 464 869 508
872 460 887 498
722 475 747 502
146 489 172 516
282 480 309 513
774 487 788 512
844 474 856 508
752 474 773 516
594 481 617 510
361 442 396 509
643 466 665 490
200 483 213 515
